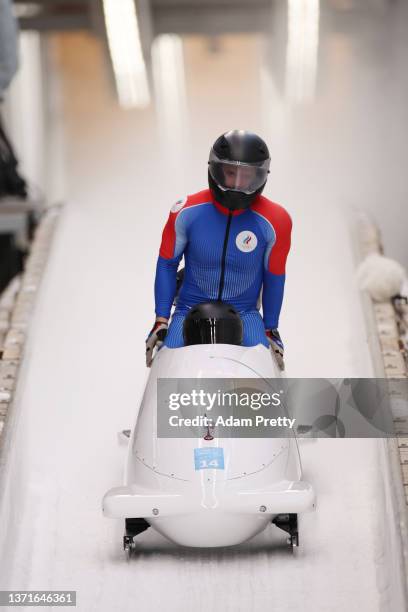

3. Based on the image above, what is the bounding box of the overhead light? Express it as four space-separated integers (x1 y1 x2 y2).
152 35 188 149
285 0 320 103
102 0 150 109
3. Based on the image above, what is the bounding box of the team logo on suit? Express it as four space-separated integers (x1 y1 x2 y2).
236 230 257 253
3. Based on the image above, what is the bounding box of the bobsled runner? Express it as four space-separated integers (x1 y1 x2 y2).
102 302 316 554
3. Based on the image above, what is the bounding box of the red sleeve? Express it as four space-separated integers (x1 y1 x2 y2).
158 196 188 259
159 191 214 259
252 197 292 274
267 204 292 274
159 211 177 259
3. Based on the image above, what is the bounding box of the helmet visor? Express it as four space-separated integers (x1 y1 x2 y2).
209 150 270 195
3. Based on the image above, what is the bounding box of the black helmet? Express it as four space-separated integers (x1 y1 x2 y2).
208 130 271 211
183 301 243 346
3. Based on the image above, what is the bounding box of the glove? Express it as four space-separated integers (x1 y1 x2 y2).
145 320 168 367
265 328 285 371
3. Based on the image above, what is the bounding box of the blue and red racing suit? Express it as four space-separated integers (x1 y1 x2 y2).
154 188 292 348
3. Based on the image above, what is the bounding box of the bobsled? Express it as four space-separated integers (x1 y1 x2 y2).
102 302 316 553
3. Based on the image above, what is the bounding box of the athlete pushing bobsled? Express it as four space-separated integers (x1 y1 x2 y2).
145 130 292 370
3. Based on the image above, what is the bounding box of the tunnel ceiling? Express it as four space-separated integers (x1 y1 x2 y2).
14 0 93 31
13 0 275 34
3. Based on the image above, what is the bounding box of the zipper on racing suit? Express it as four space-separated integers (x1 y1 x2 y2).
217 211 233 301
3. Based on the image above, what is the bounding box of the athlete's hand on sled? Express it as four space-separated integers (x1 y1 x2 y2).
145 318 168 367
265 328 285 371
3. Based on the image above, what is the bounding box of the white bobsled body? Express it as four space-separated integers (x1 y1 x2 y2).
103 344 315 548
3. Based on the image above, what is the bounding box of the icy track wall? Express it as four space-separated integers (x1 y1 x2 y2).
0 205 62 587
0 205 62 439
355 213 408 609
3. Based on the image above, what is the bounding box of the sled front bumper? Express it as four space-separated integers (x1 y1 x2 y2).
102 480 316 519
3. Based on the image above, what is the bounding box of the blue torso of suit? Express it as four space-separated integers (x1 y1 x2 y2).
154 189 292 348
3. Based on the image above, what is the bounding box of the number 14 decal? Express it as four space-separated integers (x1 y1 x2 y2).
194 447 225 470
